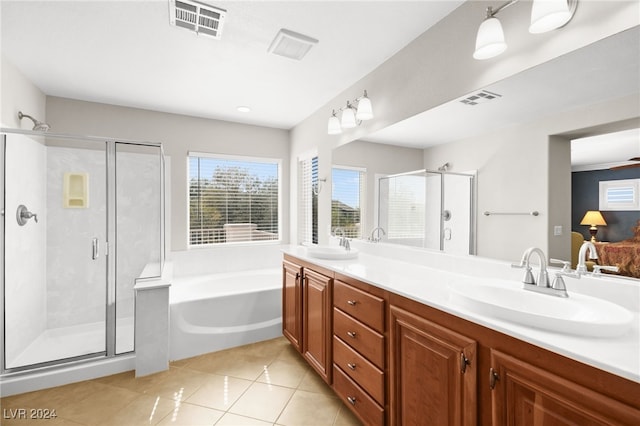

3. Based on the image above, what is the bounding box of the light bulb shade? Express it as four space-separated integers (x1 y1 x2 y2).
473 16 507 60
580 210 607 226
529 0 572 34
327 115 342 135
355 96 373 121
341 107 357 129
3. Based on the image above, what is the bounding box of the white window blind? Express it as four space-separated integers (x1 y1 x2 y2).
189 154 280 245
298 156 318 245
383 175 425 240
599 179 640 211
332 167 365 238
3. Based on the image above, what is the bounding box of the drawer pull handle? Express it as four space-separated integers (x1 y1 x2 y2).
347 363 356 370
347 396 357 405
347 300 357 306
346 331 357 338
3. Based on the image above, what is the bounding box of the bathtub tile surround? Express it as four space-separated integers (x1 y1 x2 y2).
134 271 171 377
0 337 362 426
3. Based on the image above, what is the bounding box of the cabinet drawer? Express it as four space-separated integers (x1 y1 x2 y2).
333 335 384 405
334 280 384 332
334 308 384 368
333 364 384 426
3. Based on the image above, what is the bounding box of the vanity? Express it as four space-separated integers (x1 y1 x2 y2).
282 241 640 425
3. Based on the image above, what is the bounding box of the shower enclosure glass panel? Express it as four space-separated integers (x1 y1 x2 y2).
378 170 475 255
115 142 164 354
3 133 107 369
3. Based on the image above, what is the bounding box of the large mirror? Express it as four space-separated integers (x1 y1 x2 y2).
332 27 640 278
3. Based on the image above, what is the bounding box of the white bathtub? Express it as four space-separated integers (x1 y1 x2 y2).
169 268 282 361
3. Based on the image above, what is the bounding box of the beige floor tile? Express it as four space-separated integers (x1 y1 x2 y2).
334 404 364 426
142 367 211 401
275 389 341 426
54 383 141 425
256 359 309 388
275 345 309 368
185 374 252 411
0 415 84 426
2 380 106 412
215 412 274 425
228 382 294 423
297 370 334 396
96 394 175 426
156 401 224 425
183 350 267 381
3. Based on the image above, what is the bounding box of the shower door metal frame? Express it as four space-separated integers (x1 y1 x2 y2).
0 128 164 375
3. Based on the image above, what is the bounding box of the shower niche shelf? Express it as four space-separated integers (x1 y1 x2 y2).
63 172 89 208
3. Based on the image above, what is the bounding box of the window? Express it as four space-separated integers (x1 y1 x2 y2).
599 179 640 211
298 155 318 244
379 174 425 241
189 153 280 245
332 167 365 238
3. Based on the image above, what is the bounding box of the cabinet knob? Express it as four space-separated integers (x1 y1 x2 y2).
347 300 357 306
347 363 356 370
347 396 357 405
346 331 357 339
460 353 471 373
489 368 500 390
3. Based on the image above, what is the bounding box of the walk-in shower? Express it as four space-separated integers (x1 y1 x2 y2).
378 169 475 254
0 129 164 374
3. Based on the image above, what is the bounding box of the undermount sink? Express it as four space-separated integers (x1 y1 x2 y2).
449 280 634 338
306 245 359 260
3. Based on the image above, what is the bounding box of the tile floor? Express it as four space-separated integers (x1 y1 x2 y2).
1 337 362 426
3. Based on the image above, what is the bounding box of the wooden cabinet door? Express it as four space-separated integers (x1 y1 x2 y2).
389 306 477 426
303 268 333 383
282 260 303 352
490 349 640 425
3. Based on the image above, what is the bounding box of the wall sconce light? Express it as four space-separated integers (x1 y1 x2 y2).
327 90 373 135
473 0 578 60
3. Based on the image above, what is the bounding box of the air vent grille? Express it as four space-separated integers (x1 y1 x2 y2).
459 90 502 106
169 0 226 39
268 29 318 61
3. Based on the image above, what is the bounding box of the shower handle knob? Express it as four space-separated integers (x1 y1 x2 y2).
16 205 38 226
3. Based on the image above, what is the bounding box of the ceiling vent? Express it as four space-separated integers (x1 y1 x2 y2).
459 90 502 106
169 0 226 39
268 29 318 61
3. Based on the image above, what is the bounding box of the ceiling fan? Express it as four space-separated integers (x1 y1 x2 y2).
610 157 640 170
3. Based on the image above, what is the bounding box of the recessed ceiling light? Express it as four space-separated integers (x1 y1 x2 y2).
237 106 251 113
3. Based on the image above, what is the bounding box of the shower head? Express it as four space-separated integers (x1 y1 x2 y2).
438 162 451 172
18 111 51 132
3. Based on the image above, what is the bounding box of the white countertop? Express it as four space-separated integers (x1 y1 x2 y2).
283 242 640 383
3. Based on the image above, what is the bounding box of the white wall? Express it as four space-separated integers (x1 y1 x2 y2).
1 55 48 368
45 97 290 251
289 0 639 246
423 94 640 262
4 135 47 368
0 55 46 128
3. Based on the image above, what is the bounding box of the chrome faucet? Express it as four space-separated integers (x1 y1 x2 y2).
369 227 386 243
576 241 598 275
512 247 550 288
333 227 349 249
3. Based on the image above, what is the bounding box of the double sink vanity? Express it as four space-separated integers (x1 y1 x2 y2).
282 240 639 425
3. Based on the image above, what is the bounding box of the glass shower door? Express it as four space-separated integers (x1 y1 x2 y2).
3 133 107 370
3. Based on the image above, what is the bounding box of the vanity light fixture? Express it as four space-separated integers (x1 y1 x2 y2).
473 0 578 60
327 90 374 135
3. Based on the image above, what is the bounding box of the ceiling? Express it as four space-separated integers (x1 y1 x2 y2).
365 26 640 170
0 0 464 129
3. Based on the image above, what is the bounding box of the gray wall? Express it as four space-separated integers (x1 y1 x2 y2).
45 97 291 251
